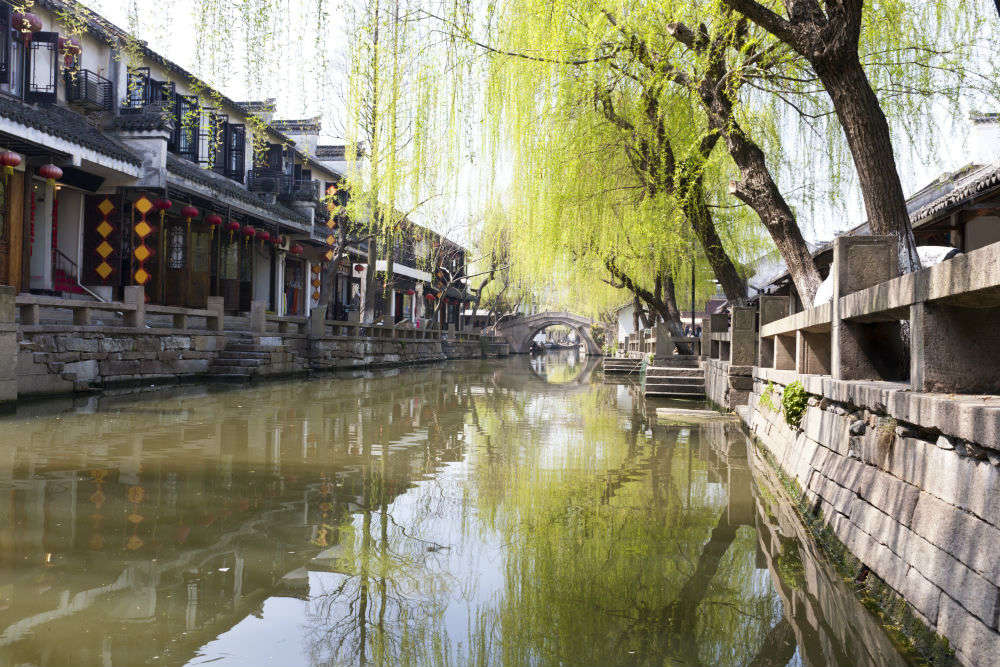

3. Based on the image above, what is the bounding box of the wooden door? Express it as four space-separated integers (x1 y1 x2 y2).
164 221 186 306
0 172 23 290
187 227 211 308
220 237 240 311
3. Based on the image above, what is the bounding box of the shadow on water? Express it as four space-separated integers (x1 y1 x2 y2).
0 354 913 666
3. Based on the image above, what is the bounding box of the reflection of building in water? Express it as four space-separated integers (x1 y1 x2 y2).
0 368 474 667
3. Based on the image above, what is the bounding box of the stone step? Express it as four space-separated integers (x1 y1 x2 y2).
209 372 256 381
645 390 706 398
644 383 704 394
211 359 264 368
224 343 268 353
651 359 701 368
218 350 272 360
646 367 703 378
644 376 703 385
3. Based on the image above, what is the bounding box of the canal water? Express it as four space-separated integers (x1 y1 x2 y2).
0 352 913 667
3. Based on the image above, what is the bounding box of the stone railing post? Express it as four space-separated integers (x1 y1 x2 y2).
709 313 729 359
830 236 904 381
206 296 225 332
250 300 265 334
729 307 756 366
654 323 672 359
123 285 145 329
758 295 789 368
309 304 327 337
0 286 16 403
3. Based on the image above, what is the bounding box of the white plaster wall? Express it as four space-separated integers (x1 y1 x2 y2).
55 188 84 270
29 181 53 290
616 304 635 346
252 246 272 307
964 215 1000 252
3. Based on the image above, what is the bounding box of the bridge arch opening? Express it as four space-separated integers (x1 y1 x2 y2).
495 312 603 356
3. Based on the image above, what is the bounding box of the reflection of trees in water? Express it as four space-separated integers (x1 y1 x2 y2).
460 390 783 667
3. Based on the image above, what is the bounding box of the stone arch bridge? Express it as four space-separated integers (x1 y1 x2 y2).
495 312 602 355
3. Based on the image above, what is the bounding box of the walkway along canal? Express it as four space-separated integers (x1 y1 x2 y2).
0 352 917 666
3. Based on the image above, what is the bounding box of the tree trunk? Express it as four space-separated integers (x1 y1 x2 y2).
317 248 342 312
721 124 822 305
680 170 747 303
362 239 378 323
695 70 822 305
813 53 920 271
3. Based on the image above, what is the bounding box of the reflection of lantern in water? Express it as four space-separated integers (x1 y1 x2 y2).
125 485 146 551
88 469 109 551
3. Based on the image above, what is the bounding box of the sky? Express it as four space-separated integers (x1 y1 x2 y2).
78 0 998 249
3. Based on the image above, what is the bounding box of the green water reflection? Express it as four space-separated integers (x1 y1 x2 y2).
0 353 910 666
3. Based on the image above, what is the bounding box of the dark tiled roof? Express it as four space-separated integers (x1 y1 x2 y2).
0 95 141 166
237 99 276 115
910 164 1000 223
165 154 310 226
316 145 347 160
271 118 321 134
113 108 175 133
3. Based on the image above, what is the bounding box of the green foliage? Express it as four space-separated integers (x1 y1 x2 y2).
781 381 807 428
758 381 777 412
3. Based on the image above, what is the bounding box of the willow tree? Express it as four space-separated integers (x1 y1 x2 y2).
713 0 999 272
435 0 998 304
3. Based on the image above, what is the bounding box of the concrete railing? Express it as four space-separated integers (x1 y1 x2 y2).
757 236 1000 394
623 326 702 358
15 287 226 333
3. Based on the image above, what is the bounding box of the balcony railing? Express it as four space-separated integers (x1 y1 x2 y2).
64 69 113 111
247 170 321 203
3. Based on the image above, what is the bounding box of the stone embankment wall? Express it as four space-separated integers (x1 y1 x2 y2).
17 330 226 397
704 359 753 410
746 369 1000 667
2 287 487 401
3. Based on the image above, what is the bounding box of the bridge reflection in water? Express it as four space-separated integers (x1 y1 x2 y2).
0 355 910 667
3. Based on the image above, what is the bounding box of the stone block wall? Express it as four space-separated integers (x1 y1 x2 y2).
17 329 226 397
704 359 753 410
747 372 1000 667
310 336 447 370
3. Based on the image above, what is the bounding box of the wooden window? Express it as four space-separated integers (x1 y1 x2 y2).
26 31 58 104
226 123 246 182
0 5 10 85
210 113 227 174
124 67 150 110
172 94 199 162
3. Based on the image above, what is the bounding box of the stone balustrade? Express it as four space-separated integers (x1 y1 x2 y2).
3 293 484 403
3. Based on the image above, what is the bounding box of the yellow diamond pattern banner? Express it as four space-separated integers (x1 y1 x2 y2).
87 196 118 284
133 196 154 287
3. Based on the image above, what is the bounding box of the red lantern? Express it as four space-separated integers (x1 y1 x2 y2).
405 289 415 296
256 229 271 243
241 225 256 238
205 213 222 227
153 198 172 212
12 12 42 45
225 220 240 233
58 37 82 67
181 205 199 221
38 164 62 186
0 151 21 177
354 264 364 272
291 244 304 255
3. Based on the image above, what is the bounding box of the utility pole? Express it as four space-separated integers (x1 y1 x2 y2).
690 258 696 333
